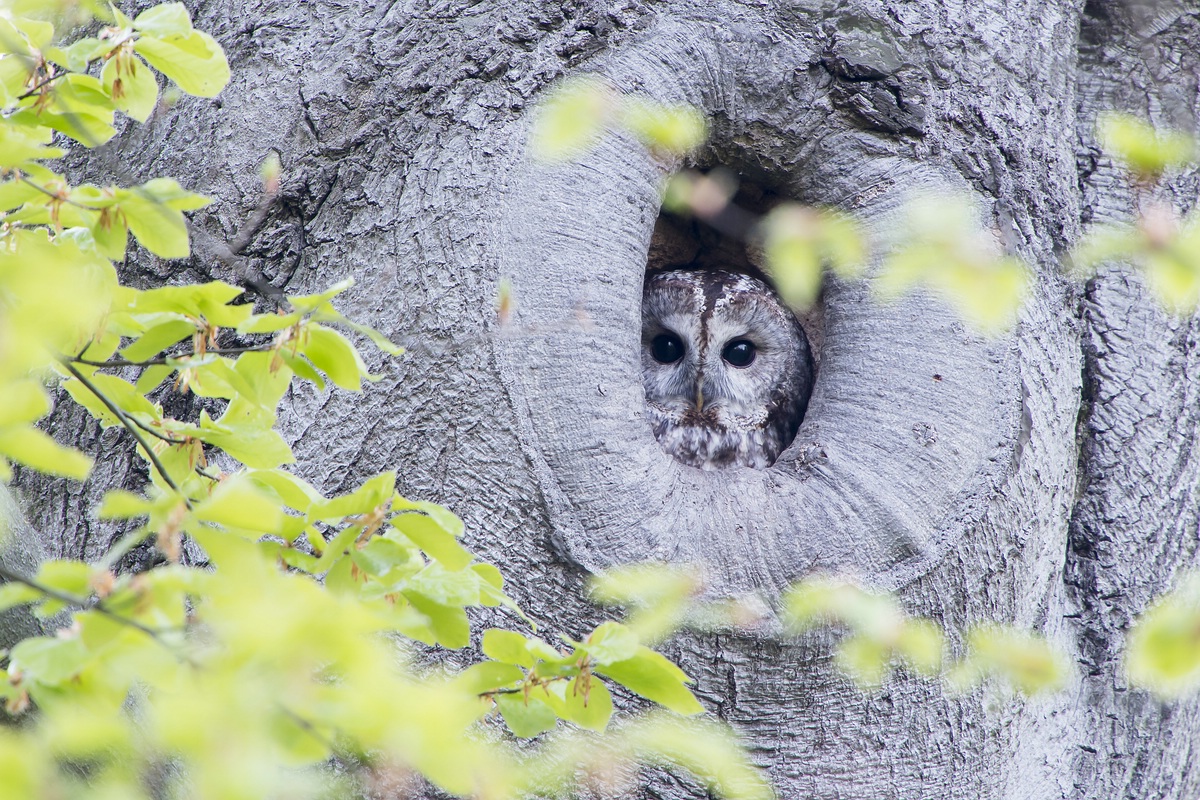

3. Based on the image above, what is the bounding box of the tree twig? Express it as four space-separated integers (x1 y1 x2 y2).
59 360 189 500
18 175 104 211
0 563 163 641
72 344 276 369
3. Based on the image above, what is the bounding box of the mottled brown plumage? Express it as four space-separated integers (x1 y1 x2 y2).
641 269 814 469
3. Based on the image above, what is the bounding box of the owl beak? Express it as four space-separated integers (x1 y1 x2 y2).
694 384 705 412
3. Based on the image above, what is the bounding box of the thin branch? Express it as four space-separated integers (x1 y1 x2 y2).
59 360 189 500
479 675 571 699
18 175 104 211
279 706 341 753
0 563 163 640
188 191 286 303
72 345 276 369
15 71 66 101
123 412 181 444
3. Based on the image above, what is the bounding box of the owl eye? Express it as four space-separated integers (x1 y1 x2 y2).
651 333 685 364
722 339 756 367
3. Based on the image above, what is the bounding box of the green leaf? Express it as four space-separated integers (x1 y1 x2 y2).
277 349 325 390
132 3 193 37
286 278 355 314
390 513 472 570
233 351 291 410
559 676 612 732
301 324 375 391
134 30 229 98
199 413 294 469
245 469 322 513
405 592 469 648
495 693 557 738
119 191 189 259
135 364 174 394
0 426 92 479
408 563 481 608
482 629 535 668
46 37 111 72
92 208 130 261
102 52 158 123
454 662 525 695
44 74 117 146
192 478 284 534
120 319 196 362
238 311 302 334
308 472 395 521
351 536 418 580
136 177 211 211
596 647 704 715
63 372 160 428
393 497 464 538
581 621 639 666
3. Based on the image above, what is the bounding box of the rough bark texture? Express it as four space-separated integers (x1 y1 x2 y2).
7 0 1200 797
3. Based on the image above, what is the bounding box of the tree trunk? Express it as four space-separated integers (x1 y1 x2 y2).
12 0 1200 797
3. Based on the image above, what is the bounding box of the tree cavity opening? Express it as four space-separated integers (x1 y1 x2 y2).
640 170 821 470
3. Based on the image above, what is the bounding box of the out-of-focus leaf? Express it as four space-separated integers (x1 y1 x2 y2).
0 426 92 480
1126 574 1200 697
878 195 1028 334
621 98 707 155
947 625 1069 696
529 76 616 161
1098 113 1196 180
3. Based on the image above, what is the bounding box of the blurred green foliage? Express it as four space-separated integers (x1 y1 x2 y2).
1126 575 1200 698
0 6 773 798
531 76 706 162
3 16 1199 800
1073 114 1200 314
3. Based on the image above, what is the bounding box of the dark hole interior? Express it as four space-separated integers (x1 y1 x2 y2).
644 172 824 366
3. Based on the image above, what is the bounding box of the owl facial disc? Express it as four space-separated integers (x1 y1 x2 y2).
640 269 814 470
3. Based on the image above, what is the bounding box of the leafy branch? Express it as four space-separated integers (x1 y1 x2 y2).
59 358 187 497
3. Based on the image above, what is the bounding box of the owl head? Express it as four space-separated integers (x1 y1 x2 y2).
641 269 814 469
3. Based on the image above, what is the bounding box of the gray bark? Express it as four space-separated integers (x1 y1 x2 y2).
7 0 1200 797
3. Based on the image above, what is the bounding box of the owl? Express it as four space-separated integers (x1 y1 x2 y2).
641 269 814 469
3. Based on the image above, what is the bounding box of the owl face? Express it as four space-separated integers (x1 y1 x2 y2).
641 269 813 469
